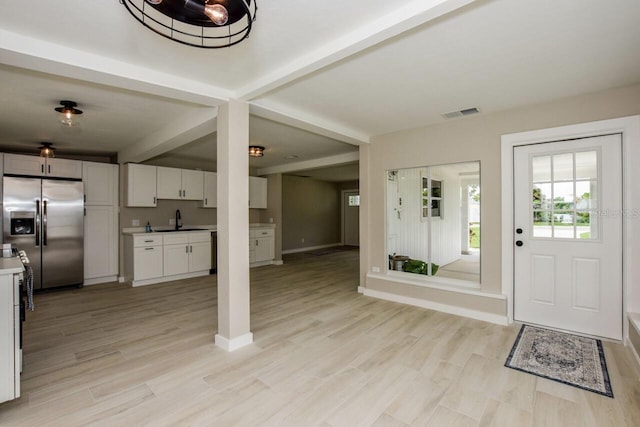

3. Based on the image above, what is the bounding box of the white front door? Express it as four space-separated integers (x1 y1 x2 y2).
513 134 623 340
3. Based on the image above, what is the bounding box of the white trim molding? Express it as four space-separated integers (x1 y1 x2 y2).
282 243 342 255
362 288 508 326
215 332 254 352
500 115 640 342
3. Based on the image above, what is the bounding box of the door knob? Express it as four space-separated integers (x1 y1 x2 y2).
516 241 523 247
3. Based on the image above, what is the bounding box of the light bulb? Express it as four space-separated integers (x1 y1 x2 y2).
204 3 228 25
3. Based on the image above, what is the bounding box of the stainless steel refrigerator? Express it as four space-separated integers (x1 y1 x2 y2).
3 177 84 290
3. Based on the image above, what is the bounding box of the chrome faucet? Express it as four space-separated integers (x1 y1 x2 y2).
176 209 182 230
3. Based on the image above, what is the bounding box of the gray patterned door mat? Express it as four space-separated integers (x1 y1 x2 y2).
505 324 613 398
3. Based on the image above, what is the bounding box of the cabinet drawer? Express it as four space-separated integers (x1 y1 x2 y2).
251 228 274 238
189 232 210 243
163 234 189 245
133 235 163 247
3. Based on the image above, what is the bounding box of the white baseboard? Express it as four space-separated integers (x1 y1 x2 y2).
250 260 274 268
362 288 509 326
626 337 640 370
215 332 254 352
83 276 118 286
273 260 284 265
118 276 126 283
357 286 365 294
282 243 341 255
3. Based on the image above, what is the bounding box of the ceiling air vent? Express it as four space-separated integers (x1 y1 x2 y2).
442 107 480 119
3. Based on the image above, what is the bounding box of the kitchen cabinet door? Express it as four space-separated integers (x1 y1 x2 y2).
181 169 204 200
189 241 211 272
249 176 267 209
83 162 117 206
201 171 217 208
156 166 183 200
3 153 45 176
133 246 163 281
84 206 117 280
126 164 157 207
254 236 274 262
163 244 190 276
46 158 82 179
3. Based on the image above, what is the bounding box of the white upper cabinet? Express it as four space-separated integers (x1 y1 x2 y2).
157 167 204 200
126 163 157 207
82 162 117 205
46 158 82 179
249 176 267 209
156 167 182 200
181 169 204 200
201 171 217 208
3 154 81 179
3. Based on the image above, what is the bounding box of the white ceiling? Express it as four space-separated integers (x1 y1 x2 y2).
0 0 638 182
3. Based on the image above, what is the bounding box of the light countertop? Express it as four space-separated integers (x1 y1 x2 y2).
0 257 24 275
122 223 275 236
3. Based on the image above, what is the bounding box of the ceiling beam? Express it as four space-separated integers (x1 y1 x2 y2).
250 103 369 146
0 29 230 107
236 0 477 101
118 108 217 164
257 151 359 177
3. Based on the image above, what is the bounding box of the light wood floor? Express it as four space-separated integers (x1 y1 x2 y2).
1 249 639 426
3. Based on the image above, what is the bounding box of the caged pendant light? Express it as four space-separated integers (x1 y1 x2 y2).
121 0 257 49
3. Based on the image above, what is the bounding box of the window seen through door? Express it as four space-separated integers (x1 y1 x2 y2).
348 195 360 206
531 150 599 240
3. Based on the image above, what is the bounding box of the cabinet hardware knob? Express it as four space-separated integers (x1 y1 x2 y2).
516 240 524 247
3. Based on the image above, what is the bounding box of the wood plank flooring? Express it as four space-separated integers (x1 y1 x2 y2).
1 249 639 426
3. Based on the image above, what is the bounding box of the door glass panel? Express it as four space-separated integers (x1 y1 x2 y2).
532 155 551 182
553 211 575 238
533 211 552 237
553 182 574 209
553 153 574 181
575 151 597 180
576 211 597 239
576 181 596 209
530 150 598 240
533 183 552 210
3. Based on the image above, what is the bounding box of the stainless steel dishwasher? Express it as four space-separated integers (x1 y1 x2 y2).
210 231 217 274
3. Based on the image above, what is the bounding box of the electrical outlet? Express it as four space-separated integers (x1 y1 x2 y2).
269 217 273 223
132 219 140 227
372 266 380 273
169 218 175 225
301 237 305 243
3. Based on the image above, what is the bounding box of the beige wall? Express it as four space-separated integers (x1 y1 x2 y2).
282 175 340 251
363 84 640 315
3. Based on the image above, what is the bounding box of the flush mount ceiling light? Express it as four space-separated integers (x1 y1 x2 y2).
54 100 83 127
39 142 55 158
248 145 264 157
121 0 257 49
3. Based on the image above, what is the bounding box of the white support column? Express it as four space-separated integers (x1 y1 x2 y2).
215 100 253 351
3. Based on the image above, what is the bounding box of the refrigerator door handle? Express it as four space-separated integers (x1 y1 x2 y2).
43 200 48 246
35 200 41 247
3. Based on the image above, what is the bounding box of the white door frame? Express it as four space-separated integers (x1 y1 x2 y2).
501 116 640 340
341 189 359 245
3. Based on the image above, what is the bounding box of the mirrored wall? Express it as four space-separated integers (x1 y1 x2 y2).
387 161 480 284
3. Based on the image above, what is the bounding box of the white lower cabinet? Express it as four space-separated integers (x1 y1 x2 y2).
126 231 211 286
134 246 163 281
250 227 275 266
163 243 190 276
127 234 164 283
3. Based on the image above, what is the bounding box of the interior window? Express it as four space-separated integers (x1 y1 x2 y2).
387 161 480 284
